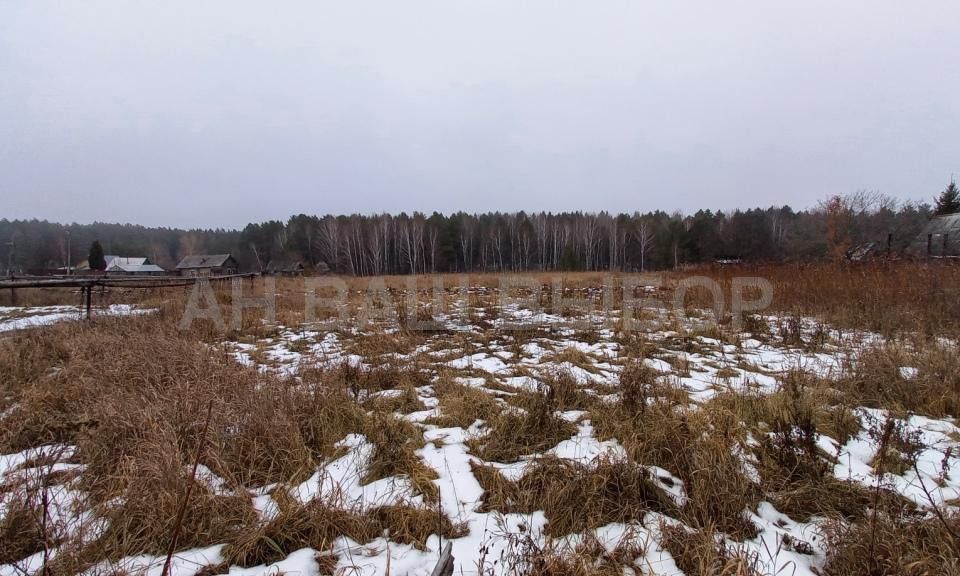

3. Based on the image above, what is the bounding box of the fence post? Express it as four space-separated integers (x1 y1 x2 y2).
85 285 92 319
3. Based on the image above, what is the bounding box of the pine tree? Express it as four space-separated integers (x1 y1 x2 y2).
88 240 107 271
934 181 960 216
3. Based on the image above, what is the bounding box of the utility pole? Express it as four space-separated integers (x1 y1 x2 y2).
66 229 72 275
4 240 14 304
5 240 14 277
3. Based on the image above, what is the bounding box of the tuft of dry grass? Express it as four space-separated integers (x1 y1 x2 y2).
595 384 760 536
223 492 370 568
498 531 646 576
0 317 311 566
361 413 439 503
327 361 430 398
289 370 368 461
708 373 902 523
0 491 47 565
618 360 661 414
679 410 760 540
472 455 676 536
821 511 960 576
542 347 597 373
468 384 577 463
833 342 960 419
89 433 258 558
346 331 429 362
594 375 761 539
426 376 502 428
659 523 762 576
511 370 593 412
224 491 459 568
362 384 426 414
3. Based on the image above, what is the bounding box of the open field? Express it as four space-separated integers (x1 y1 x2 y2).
1 262 960 576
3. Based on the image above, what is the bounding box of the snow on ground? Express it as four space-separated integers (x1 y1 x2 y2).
291 434 422 507
0 304 152 332
2 299 959 576
833 407 960 507
187 307 949 575
205 306 960 575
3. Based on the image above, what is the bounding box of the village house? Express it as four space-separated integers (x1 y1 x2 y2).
175 254 240 277
264 259 305 276
907 213 960 258
105 257 166 275
75 255 166 275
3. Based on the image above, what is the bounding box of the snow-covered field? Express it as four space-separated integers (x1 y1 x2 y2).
1 293 958 576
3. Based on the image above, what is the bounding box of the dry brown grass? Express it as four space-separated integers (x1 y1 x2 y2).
468 384 577 463
688 261 960 337
594 375 762 538
679 412 761 540
89 435 258 558
821 511 960 576
594 367 762 539
3 264 960 573
831 342 960 418
659 523 762 576
360 412 439 503
705 373 914 523
492 530 646 576
541 347 598 373
617 360 661 414
426 376 502 428
326 361 430 398
346 331 429 361
506 370 594 412
0 321 311 569
287 374 368 462
362 384 426 414
224 490 460 568
0 284 173 309
0 491 47 564
472 455 675 536
9 262 960 336
0 315 459 571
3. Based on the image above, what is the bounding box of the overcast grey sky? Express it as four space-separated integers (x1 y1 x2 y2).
1 1 958 229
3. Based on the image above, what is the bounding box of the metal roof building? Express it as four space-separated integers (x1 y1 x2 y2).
78 255 166 274
105 257 166 275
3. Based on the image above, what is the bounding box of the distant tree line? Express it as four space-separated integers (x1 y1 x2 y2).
0 192 940 275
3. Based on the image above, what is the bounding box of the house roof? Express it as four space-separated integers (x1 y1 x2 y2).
907 213 960 256
921 213 960 235
106 256 148 267
107 262 166 273
80 255 151 271
175 254 235 269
